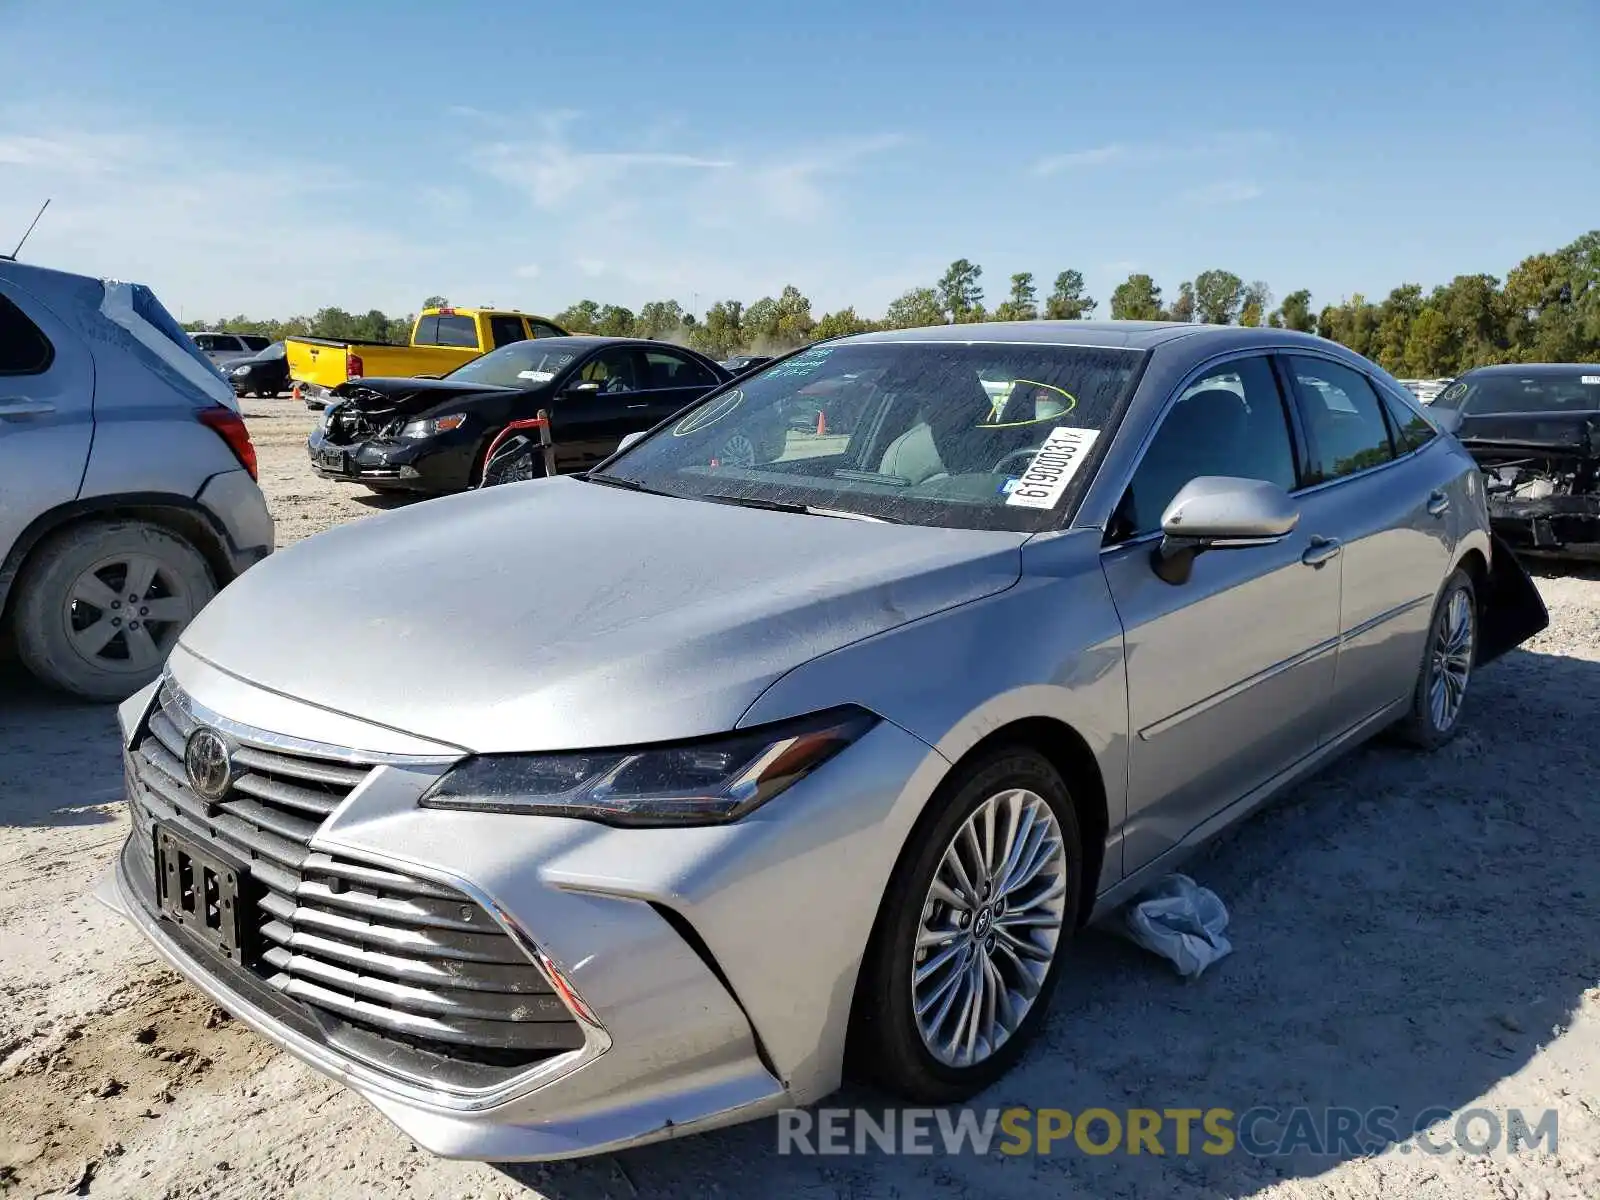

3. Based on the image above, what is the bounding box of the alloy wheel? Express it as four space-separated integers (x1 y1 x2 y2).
1429 587 1475 732
62 552 196 675
911 788 1069 1068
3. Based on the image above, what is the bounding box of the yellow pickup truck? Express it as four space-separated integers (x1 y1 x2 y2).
287 307 568 405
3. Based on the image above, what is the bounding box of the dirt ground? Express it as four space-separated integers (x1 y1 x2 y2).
2 397 1597 1199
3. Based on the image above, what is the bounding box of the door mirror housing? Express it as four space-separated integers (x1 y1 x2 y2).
1152 476 1299 584
564 379 602 397
617 430 647 453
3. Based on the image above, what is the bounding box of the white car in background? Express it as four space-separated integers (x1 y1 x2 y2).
189 331 271 369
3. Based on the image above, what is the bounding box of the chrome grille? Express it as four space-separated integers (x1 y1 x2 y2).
125 680 583 1073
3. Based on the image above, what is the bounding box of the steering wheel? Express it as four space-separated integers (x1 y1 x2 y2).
992 446 1045 474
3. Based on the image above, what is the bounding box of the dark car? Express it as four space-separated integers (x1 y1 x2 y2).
721 354 774 377
1432 363 1600 556
222 341 291 398
307 337 741 495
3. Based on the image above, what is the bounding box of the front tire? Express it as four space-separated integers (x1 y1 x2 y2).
849 747 1082 1103
1397 567 1477 748
13 520 216 701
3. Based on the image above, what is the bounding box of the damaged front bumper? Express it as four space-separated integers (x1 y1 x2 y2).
307 428 430 489
1487 494 1600 557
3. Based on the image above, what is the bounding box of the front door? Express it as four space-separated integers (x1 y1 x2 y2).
0 282 94 564
1280 355 1455 739
1100 354 1342 874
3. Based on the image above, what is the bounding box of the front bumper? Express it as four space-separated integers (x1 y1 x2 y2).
307 428 468 493
98 651 949 1159
1488 494 1600 556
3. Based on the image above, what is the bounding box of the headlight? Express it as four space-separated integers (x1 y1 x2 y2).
418 707 878 826
399 413 468 439
231 366 251 376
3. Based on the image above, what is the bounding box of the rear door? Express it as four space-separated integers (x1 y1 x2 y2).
487 314 530 350
1279 354 1454 740
0 282 95 563
638 347 723 421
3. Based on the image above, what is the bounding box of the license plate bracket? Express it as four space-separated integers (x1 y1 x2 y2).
154 825 249 964
315 444 349 473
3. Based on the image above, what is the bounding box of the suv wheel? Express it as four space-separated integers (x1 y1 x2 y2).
13 520 216 701
850 747 1082 1103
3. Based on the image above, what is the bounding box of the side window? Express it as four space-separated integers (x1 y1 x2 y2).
645 349 718 389
1115 356 1297 539
1380 389 1437 453
488 315 528 349
529 320 565 339
1287 356 1396 483
576 349 639 394
0 293 55 375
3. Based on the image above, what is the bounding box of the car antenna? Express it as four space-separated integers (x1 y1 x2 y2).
4 199 51 261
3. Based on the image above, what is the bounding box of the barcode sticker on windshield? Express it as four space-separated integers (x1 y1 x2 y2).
1005 427 1100 509
1582 376 1600 385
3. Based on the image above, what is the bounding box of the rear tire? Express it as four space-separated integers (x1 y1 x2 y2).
13 520 216 702
1396 568 1477 749
848 747 1082 1103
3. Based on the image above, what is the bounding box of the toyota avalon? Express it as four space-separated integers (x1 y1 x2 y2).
99 322 1547 1161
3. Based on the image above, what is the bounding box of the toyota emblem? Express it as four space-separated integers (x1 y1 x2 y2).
184 727 233 801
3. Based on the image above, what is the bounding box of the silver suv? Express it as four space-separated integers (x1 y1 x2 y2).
0 259 275 700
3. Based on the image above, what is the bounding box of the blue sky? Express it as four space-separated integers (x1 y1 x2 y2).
2 0 1595 323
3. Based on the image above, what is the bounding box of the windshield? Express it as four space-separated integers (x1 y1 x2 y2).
445 340 579 388
1434 369 1600 415
598 340 1145 531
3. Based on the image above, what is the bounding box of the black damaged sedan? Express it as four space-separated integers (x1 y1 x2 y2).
1433 363 1600 556
307 337 744 495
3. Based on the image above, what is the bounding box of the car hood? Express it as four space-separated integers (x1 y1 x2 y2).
177 478 1026 753
333 376 516 417
1458 410 1600 458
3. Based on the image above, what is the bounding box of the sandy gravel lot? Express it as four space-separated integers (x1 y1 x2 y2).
2 397 1598 1199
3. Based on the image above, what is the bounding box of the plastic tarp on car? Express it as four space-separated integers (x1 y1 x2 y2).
99 280 237 411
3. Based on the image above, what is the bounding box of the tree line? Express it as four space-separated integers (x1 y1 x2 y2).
184 230 1598 377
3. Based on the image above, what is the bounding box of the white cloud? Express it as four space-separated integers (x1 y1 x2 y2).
1030 130 1281 178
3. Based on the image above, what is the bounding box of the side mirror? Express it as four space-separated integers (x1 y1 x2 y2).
617 430 647 452
1152 476 1299 585
565 380 602 396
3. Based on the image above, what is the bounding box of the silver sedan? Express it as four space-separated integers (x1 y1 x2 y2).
99 322 1547 1160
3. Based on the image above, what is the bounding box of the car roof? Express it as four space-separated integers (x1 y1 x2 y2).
1457 362 1600 376
518 335 717 357
837 320 1331 352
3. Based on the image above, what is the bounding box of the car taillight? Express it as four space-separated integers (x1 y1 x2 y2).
347 351 364 378
198 406 258 480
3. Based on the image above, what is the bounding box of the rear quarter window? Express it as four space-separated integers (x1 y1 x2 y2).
0 292 55 374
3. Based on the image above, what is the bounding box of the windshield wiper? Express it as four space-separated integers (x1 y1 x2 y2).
697 492 900 523
581 471 651 492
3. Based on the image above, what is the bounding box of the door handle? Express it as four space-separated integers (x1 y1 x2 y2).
1426 490 1450 517
627 404 648 410
0 397 56 418
1301 536 1342 567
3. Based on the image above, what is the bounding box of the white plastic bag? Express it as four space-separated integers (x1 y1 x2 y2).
1118 873 1232 979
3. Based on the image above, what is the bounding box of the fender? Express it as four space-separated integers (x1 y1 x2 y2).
0 489 243 619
